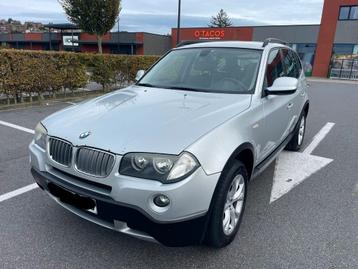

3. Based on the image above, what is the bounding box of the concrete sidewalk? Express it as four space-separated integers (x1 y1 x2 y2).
308 77 358 85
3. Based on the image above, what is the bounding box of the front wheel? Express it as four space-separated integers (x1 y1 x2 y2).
286 113 307 151
206 161 248 248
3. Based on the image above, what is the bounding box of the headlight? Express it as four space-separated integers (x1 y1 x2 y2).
34 122 47 150
119 152 199 183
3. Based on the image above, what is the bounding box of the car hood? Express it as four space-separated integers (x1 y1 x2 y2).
43 86 251 155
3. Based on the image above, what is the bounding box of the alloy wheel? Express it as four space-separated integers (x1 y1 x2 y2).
298 117 306 146
222 174 245 236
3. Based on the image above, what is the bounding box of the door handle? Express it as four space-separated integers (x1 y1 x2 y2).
287 103 294 110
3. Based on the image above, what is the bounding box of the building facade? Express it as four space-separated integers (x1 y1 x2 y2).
172 0 358 79
0 24 172 56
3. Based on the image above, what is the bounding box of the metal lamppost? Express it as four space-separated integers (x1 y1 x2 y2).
48 22 52 51
176 0 181 46
117 17 120 54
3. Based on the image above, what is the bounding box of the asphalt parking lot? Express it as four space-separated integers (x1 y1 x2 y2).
0 80 357 269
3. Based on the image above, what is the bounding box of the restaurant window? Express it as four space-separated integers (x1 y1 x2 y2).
295 44 316 77
350 6 358 19
353 45 358 55
339 6 358 20
333 44 354 55
339 6 350 20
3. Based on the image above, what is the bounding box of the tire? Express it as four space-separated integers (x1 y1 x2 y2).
286 112 307 151
206 161 248 248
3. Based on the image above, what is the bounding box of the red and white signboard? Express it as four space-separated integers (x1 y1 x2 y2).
194 30 225 40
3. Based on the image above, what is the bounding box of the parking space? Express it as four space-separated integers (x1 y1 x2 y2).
0 103 68 130
0 81 357 268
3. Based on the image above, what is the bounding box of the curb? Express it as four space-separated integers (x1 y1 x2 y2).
0 93 102 112
307 77 358 85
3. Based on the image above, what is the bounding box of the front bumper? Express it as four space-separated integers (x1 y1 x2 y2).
32 168 209 246
29 141 221 246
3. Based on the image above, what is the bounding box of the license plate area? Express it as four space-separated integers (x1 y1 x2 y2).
48 182 97 214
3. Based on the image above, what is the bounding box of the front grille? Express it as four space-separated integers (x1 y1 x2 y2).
76 148 115 177
49 138 73 166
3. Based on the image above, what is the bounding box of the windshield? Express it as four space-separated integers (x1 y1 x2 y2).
138 48 262 94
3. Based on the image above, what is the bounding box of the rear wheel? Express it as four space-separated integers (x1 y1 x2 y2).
286 112 306 151
206 161 248 248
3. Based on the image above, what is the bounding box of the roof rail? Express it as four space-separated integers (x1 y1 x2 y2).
262 38 288 47
176 40 214 48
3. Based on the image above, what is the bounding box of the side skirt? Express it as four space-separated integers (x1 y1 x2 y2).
251 132 294 180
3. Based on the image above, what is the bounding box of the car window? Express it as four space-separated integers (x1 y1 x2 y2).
282 49 301 79
265 49 285 87
147 51 188 83
139 48 262 94
291 50 303 76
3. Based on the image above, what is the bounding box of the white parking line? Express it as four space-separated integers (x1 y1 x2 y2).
0 120 38 202
0 120 34 134
303 122 336 155
270 122 336 203
0 183 38 203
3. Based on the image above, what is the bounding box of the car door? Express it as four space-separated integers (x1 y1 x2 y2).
282 49 305 134
260 48 298 160
287 49 307 124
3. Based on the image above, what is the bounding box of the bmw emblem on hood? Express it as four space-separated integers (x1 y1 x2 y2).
79 131 91 139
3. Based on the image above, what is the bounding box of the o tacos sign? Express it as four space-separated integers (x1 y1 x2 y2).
194 30 225 40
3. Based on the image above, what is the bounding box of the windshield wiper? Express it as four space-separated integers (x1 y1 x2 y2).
138 84 209 93
167 86 208 93
136 83 157 88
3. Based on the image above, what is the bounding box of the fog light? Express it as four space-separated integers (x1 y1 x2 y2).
153 195 170 207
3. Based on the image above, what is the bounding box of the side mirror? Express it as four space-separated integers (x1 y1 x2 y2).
265 77 298 95
135 70 145 82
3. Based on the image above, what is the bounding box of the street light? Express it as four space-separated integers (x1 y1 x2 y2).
117 17 120 54
48 22 52 51
176 0 181 46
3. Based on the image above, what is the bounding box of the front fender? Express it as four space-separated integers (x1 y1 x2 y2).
186 108 259 175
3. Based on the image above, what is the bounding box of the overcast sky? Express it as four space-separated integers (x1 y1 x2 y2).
0 0 324 34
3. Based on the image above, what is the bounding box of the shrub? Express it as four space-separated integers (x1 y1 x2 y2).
0 49 160 105
90 55 117 92
30 55 59 103
0 55 11 104
55 53 89 96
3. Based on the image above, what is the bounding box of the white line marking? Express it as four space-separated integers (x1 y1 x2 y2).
270 122 336 203
304 122 336 155
0 121 37 202
0 184 38 203
65 101 77 105
0 120 34 134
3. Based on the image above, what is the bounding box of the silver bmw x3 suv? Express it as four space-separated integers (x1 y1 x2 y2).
30 39 309 248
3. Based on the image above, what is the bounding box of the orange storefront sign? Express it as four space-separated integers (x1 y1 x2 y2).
194 30 225 39
171 27 253 47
